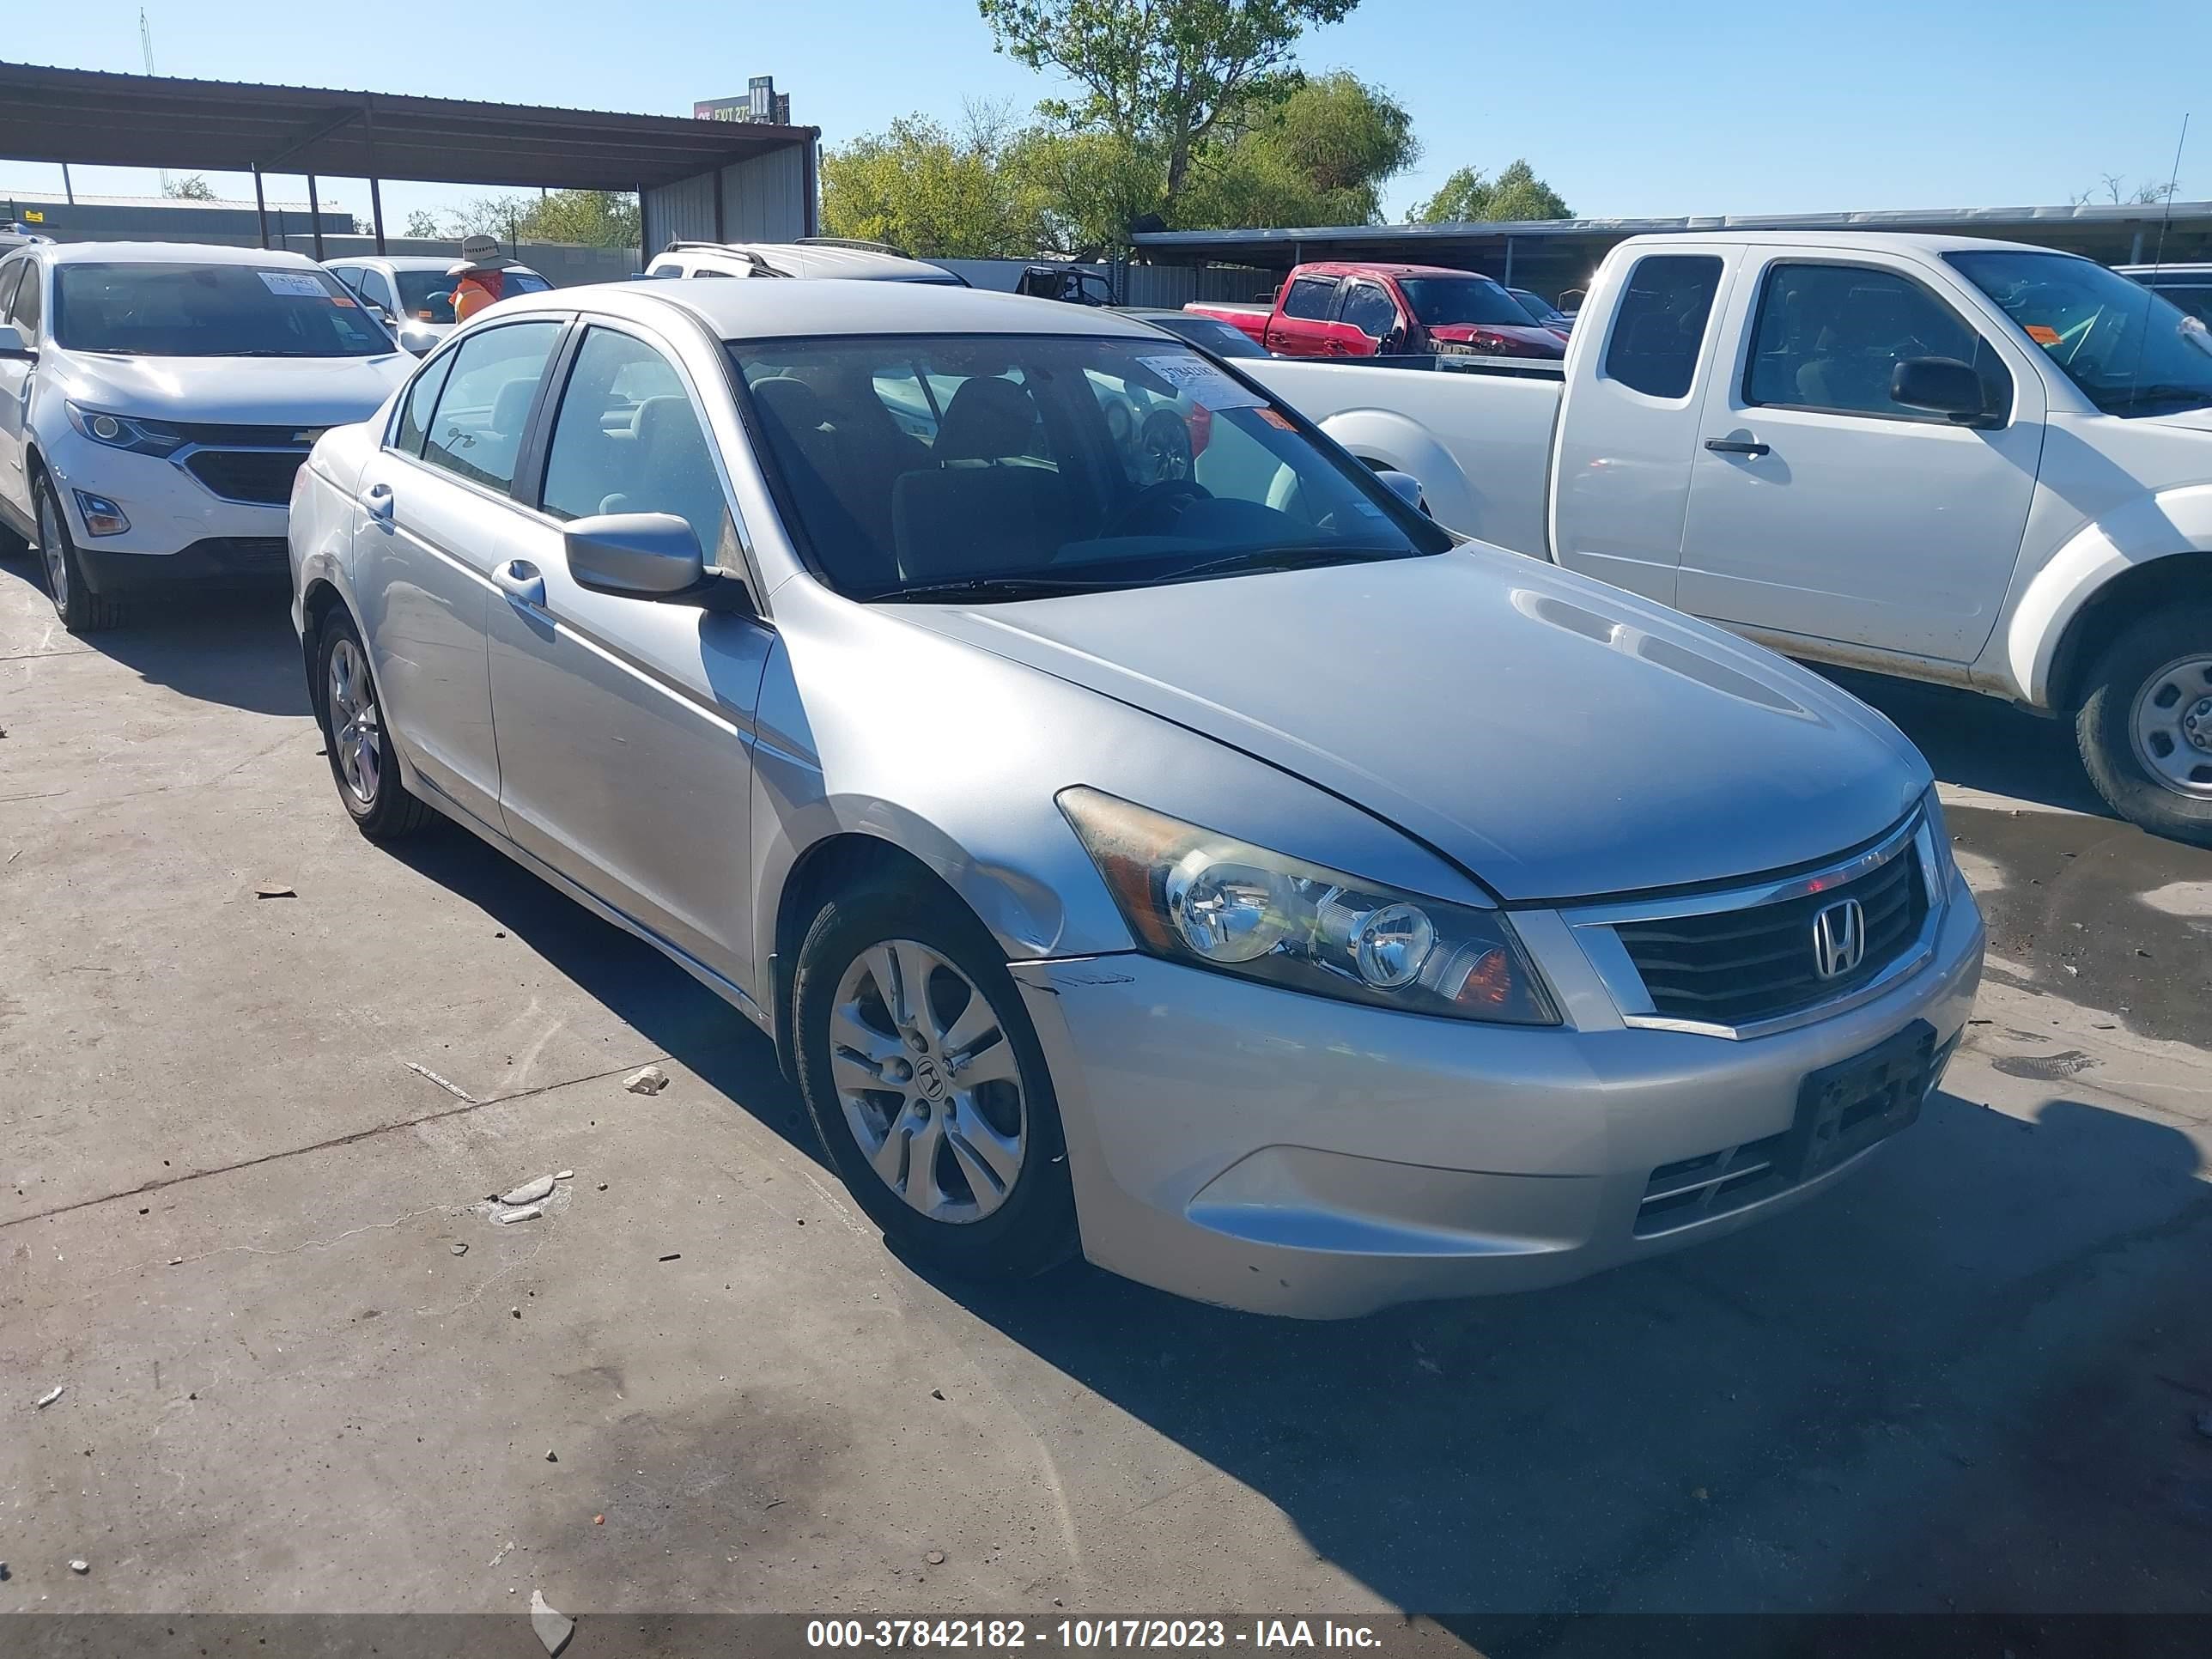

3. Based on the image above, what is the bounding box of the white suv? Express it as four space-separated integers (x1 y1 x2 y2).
0 241 412 631
643 238 964 285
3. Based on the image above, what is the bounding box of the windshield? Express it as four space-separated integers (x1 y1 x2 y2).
1510 289 1565 325
1948 250 2212 418
731 334 1444 602
395 267 550 325
1148 313 1270 359
52 263 396 358
1398 276 1531 328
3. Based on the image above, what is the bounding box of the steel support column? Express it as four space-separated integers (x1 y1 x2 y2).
253 166 269 249
307 173 325 259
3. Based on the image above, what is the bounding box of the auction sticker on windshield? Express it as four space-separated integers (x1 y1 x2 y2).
258 270 331 298
1139 356 1266 410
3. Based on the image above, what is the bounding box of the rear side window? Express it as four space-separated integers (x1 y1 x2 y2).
1745 263 2008 421
419 320 562 493
1604 254 1723 399
1280 276 1339 320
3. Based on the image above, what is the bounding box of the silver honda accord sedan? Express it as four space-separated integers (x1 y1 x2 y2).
289 278 1984 1318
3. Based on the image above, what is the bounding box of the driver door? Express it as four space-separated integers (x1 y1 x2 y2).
1675 248 2045 663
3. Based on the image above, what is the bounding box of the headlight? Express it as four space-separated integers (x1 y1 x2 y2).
1918 787 1958 903
65 402 186 457
1057 787 1557 1024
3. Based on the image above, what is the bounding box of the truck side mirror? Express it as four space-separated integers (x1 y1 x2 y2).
1891 357 1990 423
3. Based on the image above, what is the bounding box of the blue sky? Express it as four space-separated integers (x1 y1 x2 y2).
3 0 2201 228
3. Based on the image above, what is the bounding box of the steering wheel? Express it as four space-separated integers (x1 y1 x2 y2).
1103 478 1210 539
1137 407 1194 485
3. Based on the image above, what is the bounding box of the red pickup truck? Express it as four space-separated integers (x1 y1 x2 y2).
1186 261 1568 360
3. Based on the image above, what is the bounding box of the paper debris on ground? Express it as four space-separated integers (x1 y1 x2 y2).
33 1387 63 1409
500 1175 557 1207
530 1589 575 1656
624 1064 670 1096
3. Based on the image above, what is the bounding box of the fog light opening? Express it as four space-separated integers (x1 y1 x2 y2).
72 490 131 538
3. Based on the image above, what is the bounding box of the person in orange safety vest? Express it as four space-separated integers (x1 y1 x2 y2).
447 234 523 325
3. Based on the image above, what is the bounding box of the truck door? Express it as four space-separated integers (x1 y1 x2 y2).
1548 247 1740 605
1674 247 2045 663
1264 274 1343 356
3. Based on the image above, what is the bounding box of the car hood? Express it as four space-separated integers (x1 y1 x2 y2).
2143 404 2212 434
1425 321 1566 351
899 549 1929 902
53 349 413 427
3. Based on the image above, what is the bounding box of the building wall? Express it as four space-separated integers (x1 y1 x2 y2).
1 195 352 242
641 146 814 254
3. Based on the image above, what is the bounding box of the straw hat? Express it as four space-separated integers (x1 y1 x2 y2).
447 233 521 276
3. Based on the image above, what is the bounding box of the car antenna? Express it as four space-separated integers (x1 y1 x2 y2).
2147 112 2190 280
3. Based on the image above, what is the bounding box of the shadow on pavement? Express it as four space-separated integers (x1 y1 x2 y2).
0 560 306 716
932 1090 2211 1620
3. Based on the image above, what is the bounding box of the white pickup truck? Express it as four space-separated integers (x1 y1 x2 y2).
1242 231 2212 845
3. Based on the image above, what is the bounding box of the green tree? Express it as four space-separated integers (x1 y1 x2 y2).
401 191 640 250
822 106 1048 258
1409 160 1571 223
978 0 1360 215
1181 71 1415 228
163 173 216 201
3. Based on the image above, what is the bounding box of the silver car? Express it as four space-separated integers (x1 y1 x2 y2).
289 279 1985 1318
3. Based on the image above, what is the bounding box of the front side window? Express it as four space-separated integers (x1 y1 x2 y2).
732 333 1447 603
52 262 394 357
1745 263 2009 421
419 320 563 492
359 269 399 313
0 259 25 328
1280 277 1339 320
1397 276 1528 328
1339 283 1400 340
1603 254 1723 399
540 328 734 562
10 261 40 336
1950 250 2212 418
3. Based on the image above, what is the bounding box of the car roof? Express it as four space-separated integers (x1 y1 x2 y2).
1613 229 2072 257
328 254 545 276
39 240 324 268
494 276 1171 341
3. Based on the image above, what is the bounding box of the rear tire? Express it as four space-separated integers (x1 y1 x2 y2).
793 877 1079 1281
2075 601 2212 848
315 609 434 842
33 468 122 634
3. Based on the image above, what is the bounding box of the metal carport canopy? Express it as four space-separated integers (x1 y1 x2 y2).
0 61 817 193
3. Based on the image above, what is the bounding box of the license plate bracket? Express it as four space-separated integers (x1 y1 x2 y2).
1785 1019 1936 1182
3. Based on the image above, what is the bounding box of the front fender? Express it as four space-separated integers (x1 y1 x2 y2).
2004 480 2212 707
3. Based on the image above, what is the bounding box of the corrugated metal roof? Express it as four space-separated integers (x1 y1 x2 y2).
0 61 817 193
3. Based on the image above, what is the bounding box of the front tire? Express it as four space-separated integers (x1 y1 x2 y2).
33 469 121 634
2075 602 2212 848
315 610 433 842
793 878 1079 1280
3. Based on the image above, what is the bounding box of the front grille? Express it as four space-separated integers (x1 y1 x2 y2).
1613 841 1927 1028
184 450 306 506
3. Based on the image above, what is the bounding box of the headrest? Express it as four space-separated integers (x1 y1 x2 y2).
933 376 1038 463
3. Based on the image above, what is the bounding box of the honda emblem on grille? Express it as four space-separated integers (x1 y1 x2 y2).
1812 897 1867 979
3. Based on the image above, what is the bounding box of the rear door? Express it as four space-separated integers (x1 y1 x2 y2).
1549 246 1741 604
1674 246 2044 662
485 319 774 988
350 317 567 825
1263 274 1343 356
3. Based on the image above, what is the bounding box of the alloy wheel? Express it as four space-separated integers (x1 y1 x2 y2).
326 637 382 807
2129 653 2212 799
37 489 67 615
828 939 1028 1223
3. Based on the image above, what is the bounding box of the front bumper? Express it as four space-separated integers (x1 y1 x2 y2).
1013 872 1984 1318
41 425 294 586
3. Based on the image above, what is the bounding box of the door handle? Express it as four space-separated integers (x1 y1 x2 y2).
1704 438 1771 457
363 482 394 521
493 559 546 609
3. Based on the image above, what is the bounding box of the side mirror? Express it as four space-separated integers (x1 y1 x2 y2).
564 513 711 600
0 321 34 360
1891 356 1990 423
363 301 392 325
1372 468 1425 511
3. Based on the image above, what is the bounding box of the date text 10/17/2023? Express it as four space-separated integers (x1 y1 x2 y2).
805 1620 1386 1650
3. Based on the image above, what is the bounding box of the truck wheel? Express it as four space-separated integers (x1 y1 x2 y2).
793 878 1079 1281
2075 603 2212 848
33 469 122 634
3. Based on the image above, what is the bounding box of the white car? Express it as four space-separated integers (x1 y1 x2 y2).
1243 232 2212 845
644 238 964 285
0 241 412 630
325 254 551 356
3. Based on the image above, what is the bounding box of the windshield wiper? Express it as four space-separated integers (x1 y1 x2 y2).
879 574 1139 604
1155 543 1409 586
2108 383 2212 412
